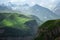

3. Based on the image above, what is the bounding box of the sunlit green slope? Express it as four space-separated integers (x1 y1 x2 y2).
0 13 38 37
0 13 32 29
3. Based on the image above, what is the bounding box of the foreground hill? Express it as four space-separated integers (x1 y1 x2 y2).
35 19 60 40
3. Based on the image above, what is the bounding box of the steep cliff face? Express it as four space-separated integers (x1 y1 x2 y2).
35 19 60 40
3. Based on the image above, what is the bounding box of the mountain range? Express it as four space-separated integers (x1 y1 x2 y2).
0 4 12 10
0 3 60 40
0 3 60 24
28 4 60 21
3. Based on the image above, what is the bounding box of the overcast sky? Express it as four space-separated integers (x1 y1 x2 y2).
0 0 60 10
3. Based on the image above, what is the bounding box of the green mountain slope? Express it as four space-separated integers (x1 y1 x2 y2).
35 19 60 40
0 13 38 37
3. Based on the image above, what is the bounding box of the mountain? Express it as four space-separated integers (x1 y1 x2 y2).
7 3 30 11
0 2 30 12
53 2 60 16
0 13 38 39
35 19 60 40
0 4 12 11
16 4 30 12
29 15 43 25
28 4 60 22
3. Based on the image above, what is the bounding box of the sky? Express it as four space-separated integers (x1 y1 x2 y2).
0 0 60 10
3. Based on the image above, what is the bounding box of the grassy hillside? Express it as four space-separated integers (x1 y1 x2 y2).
0 13 32 30
0 13 38 37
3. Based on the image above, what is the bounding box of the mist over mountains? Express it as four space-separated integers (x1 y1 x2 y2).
0 2 60 40
0 4 12 10
28 4 60 21
0 3 60 24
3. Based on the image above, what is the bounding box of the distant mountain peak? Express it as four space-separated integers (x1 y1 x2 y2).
31 4 48 11
28 4 60 21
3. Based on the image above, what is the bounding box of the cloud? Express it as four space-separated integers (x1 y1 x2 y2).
0 0 60 10
25 0 59 9
10 0 25 2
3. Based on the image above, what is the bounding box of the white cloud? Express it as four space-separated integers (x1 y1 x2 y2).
0 0 59 10
10 0 25 2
